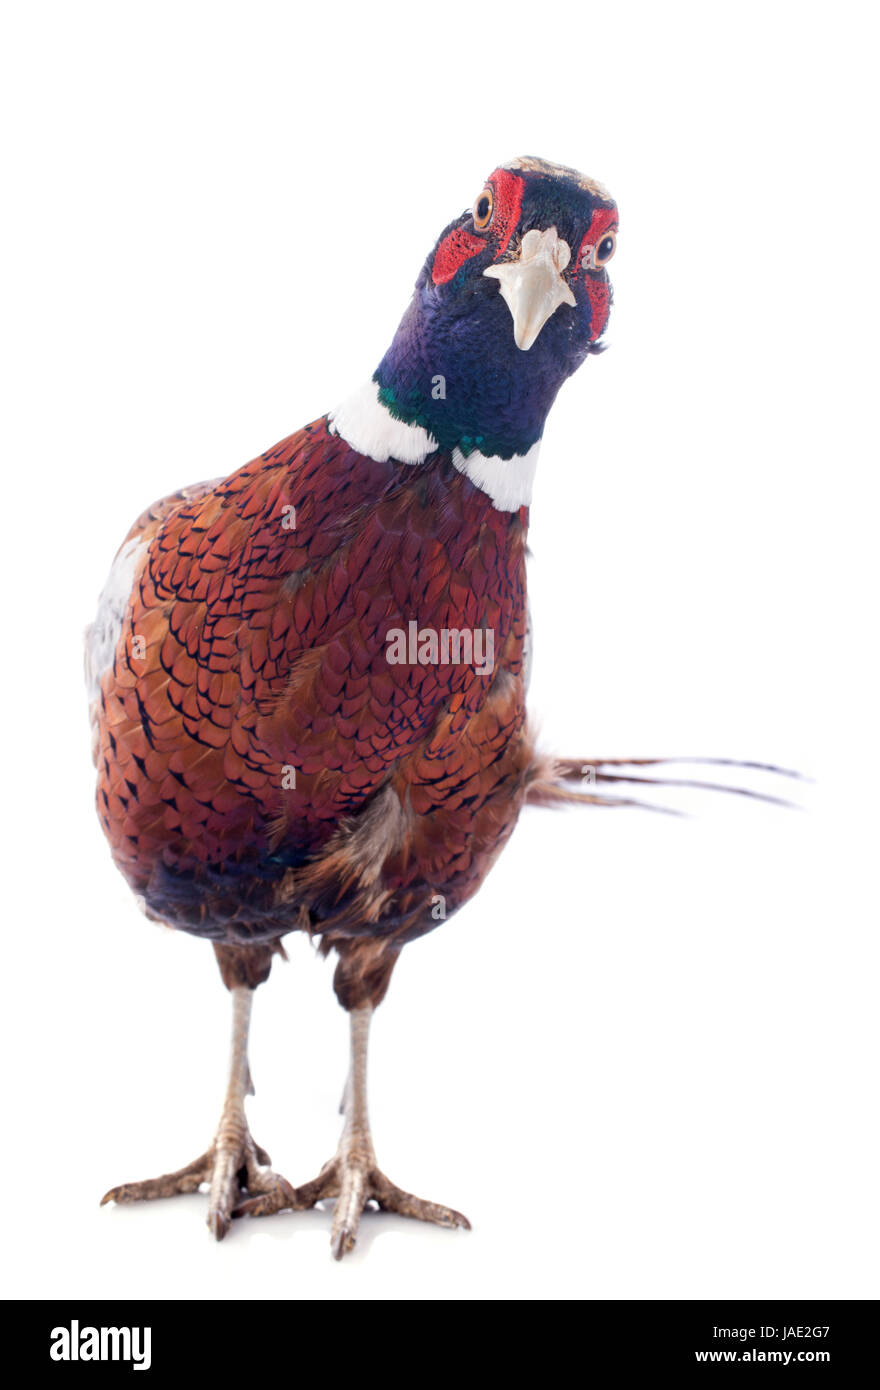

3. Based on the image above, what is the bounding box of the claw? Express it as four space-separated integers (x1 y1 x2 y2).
208 1208 231 1242
99 1151 210 1206
375 1180 471 1230
331 1228 351 1261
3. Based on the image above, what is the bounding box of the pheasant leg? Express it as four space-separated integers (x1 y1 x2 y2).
240 1005 469 1258
101 985 294 1239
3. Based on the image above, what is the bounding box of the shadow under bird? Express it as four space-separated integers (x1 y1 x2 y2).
87 155 790 1258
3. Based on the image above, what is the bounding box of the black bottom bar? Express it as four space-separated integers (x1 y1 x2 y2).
4 1299 875 1373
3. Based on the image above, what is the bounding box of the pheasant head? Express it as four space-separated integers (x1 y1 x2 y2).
357 156 617 473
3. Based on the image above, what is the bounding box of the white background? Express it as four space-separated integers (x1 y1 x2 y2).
1 1 877 1301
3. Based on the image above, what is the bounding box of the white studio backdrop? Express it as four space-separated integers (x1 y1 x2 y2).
0 1 877 1301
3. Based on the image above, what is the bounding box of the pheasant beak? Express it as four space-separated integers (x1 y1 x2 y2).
483 226 577 351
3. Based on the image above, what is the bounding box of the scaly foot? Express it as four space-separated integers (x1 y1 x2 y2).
101 1130 295 1240
286 1155 470 1259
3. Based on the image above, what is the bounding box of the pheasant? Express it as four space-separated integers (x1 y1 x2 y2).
88 155 740 1257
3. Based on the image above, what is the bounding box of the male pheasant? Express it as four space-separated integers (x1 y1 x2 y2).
88 156 655 1257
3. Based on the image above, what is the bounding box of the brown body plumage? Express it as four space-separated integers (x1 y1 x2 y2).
88 417 541 1009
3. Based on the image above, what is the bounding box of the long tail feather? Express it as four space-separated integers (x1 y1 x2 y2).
558 756 805 781
526 755 804 814
525 779 683 815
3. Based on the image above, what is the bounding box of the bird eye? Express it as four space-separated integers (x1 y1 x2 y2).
473 187 494 230
597 232 616 264
582 229 617 271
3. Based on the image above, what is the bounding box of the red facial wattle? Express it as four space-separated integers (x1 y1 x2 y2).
431 168 524 285
575 205 618 341
431 225 487 285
